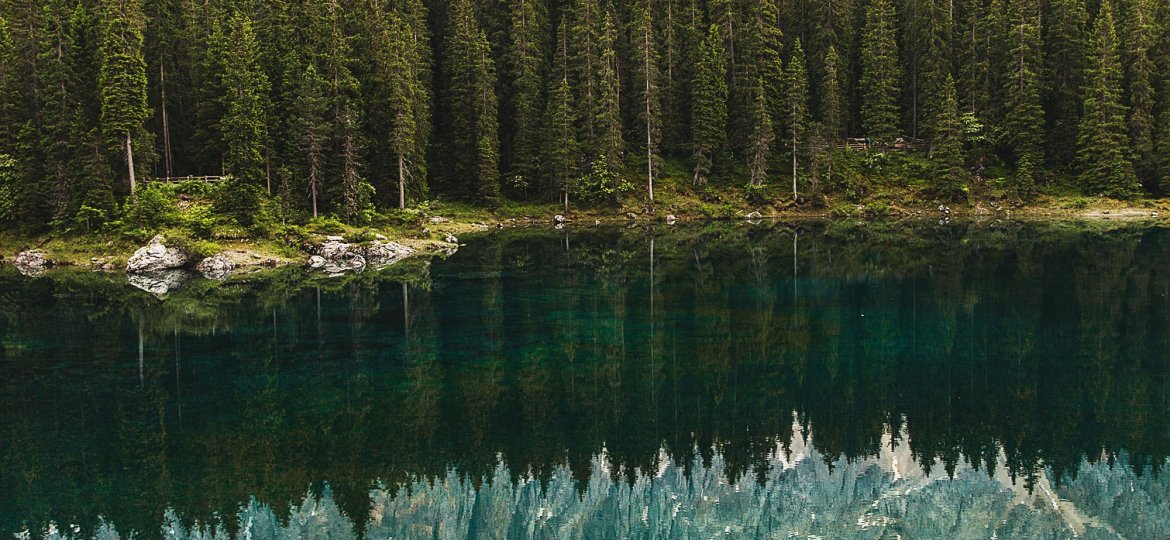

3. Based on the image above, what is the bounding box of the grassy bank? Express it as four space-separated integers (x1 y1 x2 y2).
1 162 1168 272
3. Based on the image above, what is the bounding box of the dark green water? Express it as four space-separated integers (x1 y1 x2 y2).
2 221 1170 539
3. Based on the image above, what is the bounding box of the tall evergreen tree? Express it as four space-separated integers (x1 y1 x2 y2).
1120 0 1156 186
99 0 150 195
220 12 269 190
294 62 328 218
1076 0 1139 197
505 0 546 194
1002 0 1044 193
385 11 427 209
932 73 965 199
444 0 500 203
747 78 772 188
595 11 623 170
630 2 661 201
545 18 579 209
1045 0 1089 166
860 0 901 145
690 24 728 186
820 45 844 140
784 39 809 199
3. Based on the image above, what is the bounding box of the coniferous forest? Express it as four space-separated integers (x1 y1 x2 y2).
1 0 1170 232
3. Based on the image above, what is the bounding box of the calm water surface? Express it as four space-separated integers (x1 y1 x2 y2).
2 221 1169 539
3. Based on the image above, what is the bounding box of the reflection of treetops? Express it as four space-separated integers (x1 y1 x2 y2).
19 436 1170 540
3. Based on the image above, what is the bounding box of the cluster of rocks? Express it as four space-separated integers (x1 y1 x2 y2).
13 250 51 276
307 236 416 274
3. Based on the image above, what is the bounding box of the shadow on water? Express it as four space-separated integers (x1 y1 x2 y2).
1 220 1169 538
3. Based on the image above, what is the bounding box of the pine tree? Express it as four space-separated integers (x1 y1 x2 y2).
1002 0 1044 193
861 0 901 145
932 74 965 199
545 18 579 209
691 24 728 186
445 0 500 203
36 0 80 222
220 12 269 189
506 0 546 194
385 11 426 209
595 12 623 170
1045 0 1089 166
0 14 15 150
743 0 784 171
1120 0 1156 186
631 2 661 202
820 45 844 140
569 0 604 146
784 39 809 199
294 62 328 218
99 0 150 195
748 78 772 188
1076 0 1139 197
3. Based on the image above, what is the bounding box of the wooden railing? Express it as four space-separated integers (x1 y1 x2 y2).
145 175 228 184
838 137 928 152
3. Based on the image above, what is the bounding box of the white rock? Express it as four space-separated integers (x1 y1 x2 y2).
665 214 678 224
195 254 235 280
444 233 459 244
13 250 50 276
126 235 190 274
128 270 190 297
553 214 566 224
746 211 763 220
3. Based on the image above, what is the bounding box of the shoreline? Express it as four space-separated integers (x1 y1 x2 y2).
1 194 1167 280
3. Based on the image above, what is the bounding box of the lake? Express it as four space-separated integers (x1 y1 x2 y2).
2 221 1169 539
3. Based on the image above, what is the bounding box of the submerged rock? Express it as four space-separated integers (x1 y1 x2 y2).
128 270 190 297
14 250 51 276
195 254 235 280
126 235 190 273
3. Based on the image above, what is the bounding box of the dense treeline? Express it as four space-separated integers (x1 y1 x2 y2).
2 0 1170 231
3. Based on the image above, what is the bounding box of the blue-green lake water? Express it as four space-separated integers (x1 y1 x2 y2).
2 221 1169 538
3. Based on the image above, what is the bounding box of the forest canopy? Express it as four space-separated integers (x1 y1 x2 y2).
1 0 1169 233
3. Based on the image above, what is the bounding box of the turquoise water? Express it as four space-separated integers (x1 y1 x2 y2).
2 222 1169 538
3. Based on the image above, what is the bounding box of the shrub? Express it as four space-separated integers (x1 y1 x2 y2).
213 177 265 227
573 156 634 204
121 183 179 232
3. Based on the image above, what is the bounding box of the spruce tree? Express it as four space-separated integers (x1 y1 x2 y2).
932 74 965 200
386 11 425 209
569 0 604 147
631 2 661 201
595 12 623 170
0 14 15 150
294 62 328 218
748 78 772 188
820 45 844 140
861 0 901 146
506 0 546 194
784 39 809 199
1002 0 1044 193
545 18 579 209
1045 0 1089 166
1076 0 1139 197
220 12 269 190
99 0 150 195
1120 0 1156 186
444 0 500 203
691 24 728 186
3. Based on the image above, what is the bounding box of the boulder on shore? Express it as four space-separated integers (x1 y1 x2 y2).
127 235 190 273
14 250 51 276
308 238 415 274
195 254 235 280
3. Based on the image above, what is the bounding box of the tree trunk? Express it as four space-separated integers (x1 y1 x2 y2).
398 153 406 209
126 131 137 195
160 62 173 178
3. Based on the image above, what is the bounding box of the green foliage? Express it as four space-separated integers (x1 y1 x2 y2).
0 154 13 223
573 156 633 204
120 183 179 232
213 177 265 227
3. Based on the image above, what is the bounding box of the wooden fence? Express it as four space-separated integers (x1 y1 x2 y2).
838 137 927 152
145 175 228 184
